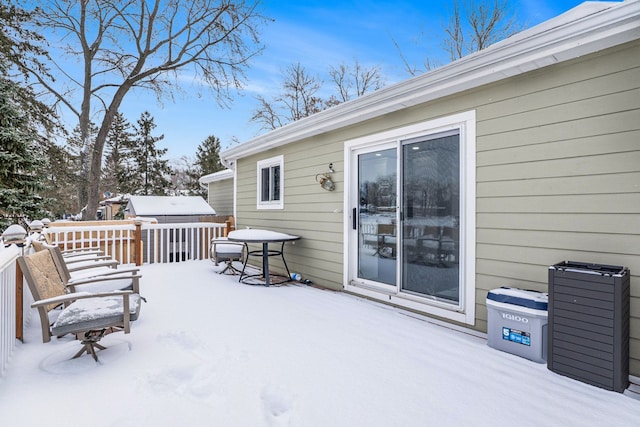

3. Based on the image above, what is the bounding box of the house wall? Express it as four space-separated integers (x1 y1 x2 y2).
234 40 640 375
207 179 234 217
471 40 640 376
236 136 346 285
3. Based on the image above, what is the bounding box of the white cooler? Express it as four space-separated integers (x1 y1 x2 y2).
486 287 548 363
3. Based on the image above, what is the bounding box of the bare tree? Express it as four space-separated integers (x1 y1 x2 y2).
252 62 323 131
25 0 266 219
169 156 200 196
444 0 519 61
395 0 520 76
252 95 284 130
281 62 324 122
443 1 465 61
252 60 382 131
328 60 383 103
390 36 425 76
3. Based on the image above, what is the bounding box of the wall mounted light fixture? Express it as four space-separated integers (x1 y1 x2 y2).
316 163 336 191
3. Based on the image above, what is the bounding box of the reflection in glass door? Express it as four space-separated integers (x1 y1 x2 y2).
357 148 397 286
401 133 460 303
350 132 461 304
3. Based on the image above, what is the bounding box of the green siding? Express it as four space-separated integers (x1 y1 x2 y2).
235 137 345 287
474 41 640 376
233 41 640 376
207 179 233 217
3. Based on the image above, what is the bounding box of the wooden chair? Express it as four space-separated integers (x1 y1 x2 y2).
31 240 140 285
18 250 143 361
377 224 396 258
47 245 141 291
415 226 443 265
32 233 107 259
361 223 396 258
439 227 459 266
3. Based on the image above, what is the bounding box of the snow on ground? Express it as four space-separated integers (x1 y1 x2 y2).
0 260 638 426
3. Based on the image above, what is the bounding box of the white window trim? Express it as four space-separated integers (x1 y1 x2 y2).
257 155 284 210
343 110 476 325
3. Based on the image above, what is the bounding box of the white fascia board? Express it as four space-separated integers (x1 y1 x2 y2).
198 169 234 185
222 0 639 163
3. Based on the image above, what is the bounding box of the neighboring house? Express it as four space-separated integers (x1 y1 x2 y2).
124 195 216 223
199 169 234 217
98 194 129 220
220 2 640 377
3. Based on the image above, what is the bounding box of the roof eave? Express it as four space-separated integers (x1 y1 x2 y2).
221 0 640 163
199 169 234 185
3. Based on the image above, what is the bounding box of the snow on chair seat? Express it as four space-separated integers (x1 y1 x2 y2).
18 249 144 361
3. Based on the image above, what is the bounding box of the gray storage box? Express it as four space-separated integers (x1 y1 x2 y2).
487 287 548 363
548 261 630 393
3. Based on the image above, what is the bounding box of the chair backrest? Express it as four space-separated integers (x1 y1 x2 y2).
31 240 47 252
422 226 442 239
18 250 69 342
19 250 66 305
29 241 76 283
378 224 395 236
211 238 244 261
47 246 74 283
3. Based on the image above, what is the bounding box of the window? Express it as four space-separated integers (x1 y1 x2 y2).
257 155 284 209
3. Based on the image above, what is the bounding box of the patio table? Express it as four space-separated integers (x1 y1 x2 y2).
227 229 301 286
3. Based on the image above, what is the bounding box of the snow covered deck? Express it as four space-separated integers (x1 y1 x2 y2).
1 260 638 426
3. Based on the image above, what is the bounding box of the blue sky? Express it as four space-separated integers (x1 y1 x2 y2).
84 1 590 160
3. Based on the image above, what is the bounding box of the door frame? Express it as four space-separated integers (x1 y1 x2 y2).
343 111 477 325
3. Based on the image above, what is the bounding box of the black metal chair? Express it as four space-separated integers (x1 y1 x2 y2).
210 238 245 275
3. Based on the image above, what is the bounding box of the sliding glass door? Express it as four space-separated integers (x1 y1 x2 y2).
401 132 460 304
349 132 461 305
356 147 397 287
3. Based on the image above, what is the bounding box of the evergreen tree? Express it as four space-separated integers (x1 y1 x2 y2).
196 135 224 175
103 112 135 195
66 122 98 212
40 140 77 219
185 134 225 196
0 2 58 225
0 2 56 134
131 111 172 196
0 76 47 228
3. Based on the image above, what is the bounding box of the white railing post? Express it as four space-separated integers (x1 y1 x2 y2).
0 246 20 378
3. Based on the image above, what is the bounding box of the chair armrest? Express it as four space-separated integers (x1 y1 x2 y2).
66 259 119 272
32 290 134 308
67 274 142 294
64 255 113 264
60 247 103 256
67 267 140 283
66 274 142 288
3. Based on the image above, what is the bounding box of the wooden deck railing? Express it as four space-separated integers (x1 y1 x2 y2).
44 218 234 265
1 217 234 378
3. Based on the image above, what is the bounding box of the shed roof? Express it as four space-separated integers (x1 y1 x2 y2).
221 0 640 164
125 196 216 216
